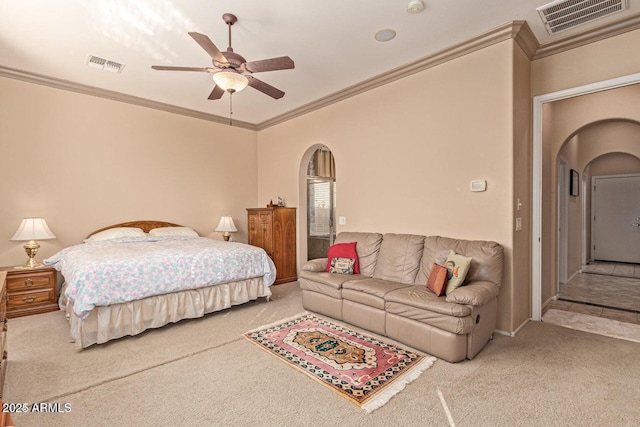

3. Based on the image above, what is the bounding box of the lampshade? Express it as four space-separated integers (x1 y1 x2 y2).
215 216 238 233
212 70 248 93
11 217 56 269
11 217 56 241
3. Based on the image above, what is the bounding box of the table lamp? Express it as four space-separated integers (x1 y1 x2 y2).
10 217 56 269
215 216 237 241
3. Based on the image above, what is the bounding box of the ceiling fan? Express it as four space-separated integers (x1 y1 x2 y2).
151 13 294 100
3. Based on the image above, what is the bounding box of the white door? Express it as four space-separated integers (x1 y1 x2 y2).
592 174 640 263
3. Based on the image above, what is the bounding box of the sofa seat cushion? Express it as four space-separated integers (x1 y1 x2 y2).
385 287 474 335
385 286 471 317
342 278 411 310
299 271 368 299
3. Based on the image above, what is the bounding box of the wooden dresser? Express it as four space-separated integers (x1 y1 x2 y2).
247 207 297 285
0 271 7 399
1 266 58 318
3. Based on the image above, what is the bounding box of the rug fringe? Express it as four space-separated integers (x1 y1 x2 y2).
244 312 309 334
361 356 437 413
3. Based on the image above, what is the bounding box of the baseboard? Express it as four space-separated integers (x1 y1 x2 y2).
566 270 579 282
495 317 531 337
542 295 557 309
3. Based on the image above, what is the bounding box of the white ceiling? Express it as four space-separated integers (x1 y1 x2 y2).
1 1 639 126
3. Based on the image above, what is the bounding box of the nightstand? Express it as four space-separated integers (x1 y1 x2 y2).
0 266 58 318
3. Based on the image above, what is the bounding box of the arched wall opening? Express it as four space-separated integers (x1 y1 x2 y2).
555 119 640 291
298 144 336 269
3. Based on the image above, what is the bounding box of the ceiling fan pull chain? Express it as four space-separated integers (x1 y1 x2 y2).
229 92 233 126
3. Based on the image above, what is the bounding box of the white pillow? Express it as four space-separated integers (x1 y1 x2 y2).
148 226 199 237
86 227 146 242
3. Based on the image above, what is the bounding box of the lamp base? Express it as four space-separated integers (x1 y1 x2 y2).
223 232 231 241
20 240 43 269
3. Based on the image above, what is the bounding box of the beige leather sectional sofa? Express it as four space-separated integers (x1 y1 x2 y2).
299 232 504 363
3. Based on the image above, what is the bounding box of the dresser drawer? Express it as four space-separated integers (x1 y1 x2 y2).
6 272 53 292
8 289 55 310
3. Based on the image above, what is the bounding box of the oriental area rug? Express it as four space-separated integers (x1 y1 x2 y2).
244 313 436 413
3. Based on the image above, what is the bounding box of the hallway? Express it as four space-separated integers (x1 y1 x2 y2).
550 261 640 324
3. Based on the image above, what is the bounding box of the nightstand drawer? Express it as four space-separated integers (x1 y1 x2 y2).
2 266 58 318
8 289 55 310
6 272 52 292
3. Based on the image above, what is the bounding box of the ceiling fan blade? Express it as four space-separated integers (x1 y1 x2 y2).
247 76 285 99
151 66 215 72
208 85 225 100
188 32 228 65
244 56 295 73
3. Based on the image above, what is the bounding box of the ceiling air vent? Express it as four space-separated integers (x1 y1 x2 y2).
537 0 627 35
86 54 125 74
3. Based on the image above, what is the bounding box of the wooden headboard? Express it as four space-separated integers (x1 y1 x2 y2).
87 220 182 238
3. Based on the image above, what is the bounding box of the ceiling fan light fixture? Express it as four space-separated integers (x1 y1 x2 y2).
213 70 248 93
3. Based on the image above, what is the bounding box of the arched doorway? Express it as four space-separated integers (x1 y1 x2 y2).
306 147 336 260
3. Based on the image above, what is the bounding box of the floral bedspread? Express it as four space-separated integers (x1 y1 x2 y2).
44 236 276 319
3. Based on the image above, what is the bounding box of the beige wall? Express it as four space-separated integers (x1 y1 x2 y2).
532 28 640 96
511 42 532 330
588 151 640 176
0 77 259 266
258 41 520 332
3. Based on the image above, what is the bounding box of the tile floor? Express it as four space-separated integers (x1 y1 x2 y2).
581 260 640 279
546 261 640 325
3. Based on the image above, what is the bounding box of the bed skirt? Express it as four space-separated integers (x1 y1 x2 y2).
59 278 271 348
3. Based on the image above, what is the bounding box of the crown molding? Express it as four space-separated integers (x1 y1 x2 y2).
0 66 257 131
257 21 533 130
513 21 540 59
533 12 640 59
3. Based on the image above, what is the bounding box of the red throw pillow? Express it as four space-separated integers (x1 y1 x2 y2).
427 264 448 296
325 242 360 274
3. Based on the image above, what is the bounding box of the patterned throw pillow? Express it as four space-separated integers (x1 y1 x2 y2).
426 264 448 296
444 250 473 295
325 242 360 274
329 257 356 274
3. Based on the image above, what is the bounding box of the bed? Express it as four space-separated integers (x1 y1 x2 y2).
44 220 276 348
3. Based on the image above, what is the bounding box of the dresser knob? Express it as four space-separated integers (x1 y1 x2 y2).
22 297 36 303
25 278 33 287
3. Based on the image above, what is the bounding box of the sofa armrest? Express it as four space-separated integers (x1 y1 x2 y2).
445 281 499 306
302 258 328 272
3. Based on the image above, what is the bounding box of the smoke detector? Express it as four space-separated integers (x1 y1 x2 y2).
407 0 425 14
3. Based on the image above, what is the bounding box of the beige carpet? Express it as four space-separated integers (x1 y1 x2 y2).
542 308 640 343
6 282 640 426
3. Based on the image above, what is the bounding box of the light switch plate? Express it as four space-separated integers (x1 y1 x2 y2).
338 216 346 225
470 180 487 192
515 217 523 231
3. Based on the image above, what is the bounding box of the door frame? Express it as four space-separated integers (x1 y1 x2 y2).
532 72 640 321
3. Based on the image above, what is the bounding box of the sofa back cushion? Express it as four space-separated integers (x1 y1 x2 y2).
373 233 425 285
416 236 504 287
335 232 383 277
